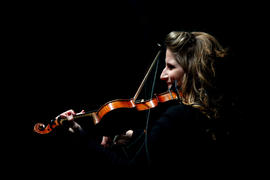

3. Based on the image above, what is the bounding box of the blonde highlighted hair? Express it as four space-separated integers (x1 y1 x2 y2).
165 31 227 119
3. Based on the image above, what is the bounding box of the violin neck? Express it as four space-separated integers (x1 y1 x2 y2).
58 111 101 125
58 110 96 124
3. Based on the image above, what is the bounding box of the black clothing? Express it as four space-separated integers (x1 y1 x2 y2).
31 101 243 178
70 102 235 173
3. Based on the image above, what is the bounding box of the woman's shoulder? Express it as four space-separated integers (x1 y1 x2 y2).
154 102 208 131
164 103 202 119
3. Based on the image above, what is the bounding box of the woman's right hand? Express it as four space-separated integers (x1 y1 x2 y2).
100 130 134 148
56 109 85 133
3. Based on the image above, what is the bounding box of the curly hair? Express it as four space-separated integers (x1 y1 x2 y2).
165 31 227 119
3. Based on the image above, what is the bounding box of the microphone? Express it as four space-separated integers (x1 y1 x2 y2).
172 80 182 102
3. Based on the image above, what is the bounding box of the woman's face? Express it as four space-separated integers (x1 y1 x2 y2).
160 49 185 89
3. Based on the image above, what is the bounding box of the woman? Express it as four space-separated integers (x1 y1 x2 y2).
54 31 234 171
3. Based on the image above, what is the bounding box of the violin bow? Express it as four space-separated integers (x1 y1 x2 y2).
133 44 162 102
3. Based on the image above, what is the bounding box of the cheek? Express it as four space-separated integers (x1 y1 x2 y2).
174 70 184 85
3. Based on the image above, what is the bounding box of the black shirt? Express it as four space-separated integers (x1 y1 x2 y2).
79 103 232 172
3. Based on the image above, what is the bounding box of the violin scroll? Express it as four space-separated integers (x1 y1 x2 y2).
33 123 53 134
33 117 62 134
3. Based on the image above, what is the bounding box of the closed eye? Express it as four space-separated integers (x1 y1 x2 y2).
167 64 175 70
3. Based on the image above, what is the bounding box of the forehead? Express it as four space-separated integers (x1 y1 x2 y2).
165 49 177 64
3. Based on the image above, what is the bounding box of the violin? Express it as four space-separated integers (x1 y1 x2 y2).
33 44 182 135
33 90 180 134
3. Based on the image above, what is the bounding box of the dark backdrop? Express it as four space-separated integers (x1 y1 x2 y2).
5 0 268 177
15 1 262 123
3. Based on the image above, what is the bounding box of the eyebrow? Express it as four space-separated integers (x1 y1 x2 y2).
166 59 177 65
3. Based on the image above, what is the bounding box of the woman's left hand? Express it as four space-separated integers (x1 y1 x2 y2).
56 109 85 133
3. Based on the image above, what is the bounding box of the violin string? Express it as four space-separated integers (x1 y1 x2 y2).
144 48 161 166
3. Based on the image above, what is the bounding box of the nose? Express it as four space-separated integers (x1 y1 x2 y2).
160 67 168 81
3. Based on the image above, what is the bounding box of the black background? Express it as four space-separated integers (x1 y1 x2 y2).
4 0 268 177
13 1 264 123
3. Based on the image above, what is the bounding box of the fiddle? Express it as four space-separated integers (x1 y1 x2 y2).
33 44 182 135
33 90 180 134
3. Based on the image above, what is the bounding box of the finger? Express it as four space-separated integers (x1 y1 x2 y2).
101 136 112 148
59 109 73 117
76 109 85 115
68 127 75 133
101 136 108 145
65 109 75 121
59 114 67 119
126 130 133 137
66 109 76 115
57 111 73 120
66 115 74 121
55 115 61 120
